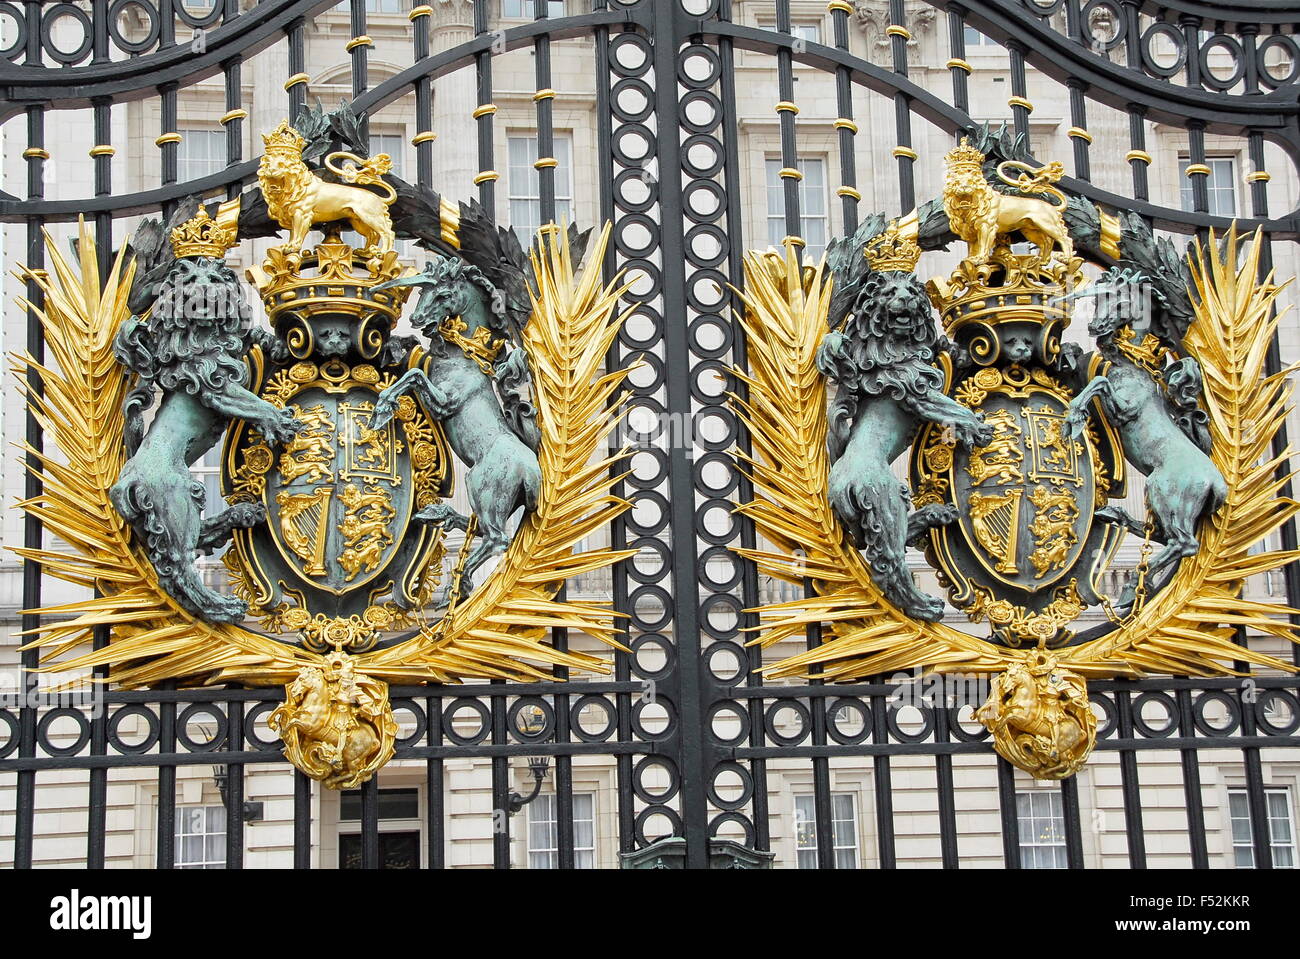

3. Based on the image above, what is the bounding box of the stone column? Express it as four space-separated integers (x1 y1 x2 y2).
430 0 480 203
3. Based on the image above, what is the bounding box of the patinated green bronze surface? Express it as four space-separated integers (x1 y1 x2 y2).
111 255 303 623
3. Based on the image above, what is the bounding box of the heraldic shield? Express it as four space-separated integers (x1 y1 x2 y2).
224 348 452 634
911 198 1127 651
218 230 458 649
913 359 1123 647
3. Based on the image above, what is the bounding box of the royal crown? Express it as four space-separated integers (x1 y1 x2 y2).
945 137 986 173
864 219 921 273
927 249 1080 353
262 120 306 155
170 207 238 259
245 234 414 346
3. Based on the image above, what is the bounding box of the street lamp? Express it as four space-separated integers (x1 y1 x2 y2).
507 704 551 815
193 719 263 823
211 758 264 823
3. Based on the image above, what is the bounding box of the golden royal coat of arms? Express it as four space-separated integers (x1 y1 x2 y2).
735 129 1300 779
12 109 636 788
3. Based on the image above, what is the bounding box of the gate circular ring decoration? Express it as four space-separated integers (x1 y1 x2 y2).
107 705 161 755
176 703 230 752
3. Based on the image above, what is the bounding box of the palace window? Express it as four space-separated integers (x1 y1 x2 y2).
1179 156 1237 218
1229 788 1296 868
527 792 596 868
365 0 404 12
794 793 859 868
508 133 574 244
503 0 565 18
175 805 226 869
759 21 823 44
964 26 999 47
1017 790 1068 868
339 787 423 869
766 157 829 259
177 127 226 182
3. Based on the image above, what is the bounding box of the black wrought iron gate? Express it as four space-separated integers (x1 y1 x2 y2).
2 0 1299 869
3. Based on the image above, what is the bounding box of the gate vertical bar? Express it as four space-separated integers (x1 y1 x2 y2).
86 93 114 867
717 0 769 853
13 12 46 872
592 2 639 857
1175 687 1209 868
996 757 1022 868
1114 687 1147 867
294 771 312 868
426 696 446 869
649 0 709 868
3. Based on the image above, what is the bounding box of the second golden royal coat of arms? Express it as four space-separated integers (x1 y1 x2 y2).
736 128 1299 779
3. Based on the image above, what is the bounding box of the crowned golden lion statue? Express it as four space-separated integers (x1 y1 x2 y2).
257 120 397 266
943 138 1073 267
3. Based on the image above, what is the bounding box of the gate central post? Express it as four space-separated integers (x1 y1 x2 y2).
649 0 711 869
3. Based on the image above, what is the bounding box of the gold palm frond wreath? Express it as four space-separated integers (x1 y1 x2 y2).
12 219 636 689
732 230 1299 682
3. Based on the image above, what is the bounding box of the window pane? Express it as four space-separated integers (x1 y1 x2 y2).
1180 157 1237 217
795 794 816 848
574 816 594 851
181 834 203 863
529 800 556 850
761 22 821 43
178 129 226 182
1228 788 1296 868
504 1 564 18
340 788 419 823
574 794 595 845
1229 790 1249 819
380 832 420 869
378 788 419 821
1017 790 1065 869
176 804 225 867
1229 791 1253 844
765 159 785 217
766 157 829 258
832 796 856 847
509 134 574 243
1267 791 1293 844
